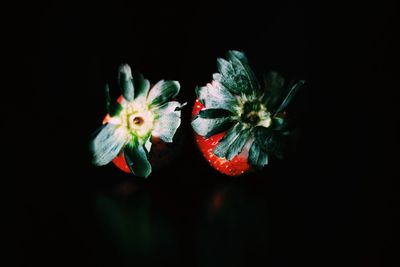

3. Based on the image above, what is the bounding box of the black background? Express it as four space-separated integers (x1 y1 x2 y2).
7 1 399 266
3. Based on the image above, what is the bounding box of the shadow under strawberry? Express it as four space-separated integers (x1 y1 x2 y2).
95 190 179 266
196 184 272 267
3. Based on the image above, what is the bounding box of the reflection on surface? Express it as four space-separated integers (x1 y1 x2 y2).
198 184 271 267
95 180 177 266
208 187 227 219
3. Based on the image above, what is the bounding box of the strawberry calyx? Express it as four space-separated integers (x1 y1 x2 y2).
90 64 185 178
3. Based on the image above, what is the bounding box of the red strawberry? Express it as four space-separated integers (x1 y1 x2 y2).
90 64 184 178
191 51 304 176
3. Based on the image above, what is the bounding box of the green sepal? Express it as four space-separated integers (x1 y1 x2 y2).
213 123 243 158
248 140 269 168
253 126 284 161
225 127 251 160
148 80 180 106
191 116 234 139
195 84 238 113
263 71 285 111
133 72 150 100
275 80 305 114
253 126 272 148
124 141 152 178
118 64 134 101
90 123 127 166
216 58 240 94
104 84 122 116
152 101 185 118
153 112 181 143
270 116 288 131
226 50 259 94
199 108 233 119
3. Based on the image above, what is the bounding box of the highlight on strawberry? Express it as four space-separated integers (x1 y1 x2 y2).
90 64 185 178
191 50 305 176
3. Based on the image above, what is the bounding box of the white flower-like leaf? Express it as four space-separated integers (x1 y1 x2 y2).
91 123 128 166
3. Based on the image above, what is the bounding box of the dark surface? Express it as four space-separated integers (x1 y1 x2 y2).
7 1 398 266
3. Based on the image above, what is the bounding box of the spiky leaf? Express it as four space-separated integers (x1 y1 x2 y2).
213 123 243 158
199 108 233 119
104 84 123 116
153 101 184 116
270 117 287 131
225 127 251 160
263 71 285 110
118 64 134 101
148 80 180 106
133 72 150 100
226 50 259 93
153 112 181 143
124 142 152 178
191 116 234 138
253 126 285 160
195 82 238 113
248 140 269 168
90 123 127 166
253 126 272 146
275 80 305 114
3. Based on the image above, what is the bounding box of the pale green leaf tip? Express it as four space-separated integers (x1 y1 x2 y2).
118 64 132 78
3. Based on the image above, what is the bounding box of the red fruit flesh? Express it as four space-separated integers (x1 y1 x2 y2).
192 99 251 176
111 152 131 173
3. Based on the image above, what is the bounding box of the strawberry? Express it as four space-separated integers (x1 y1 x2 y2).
191 50 304 176
90 64 185 178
